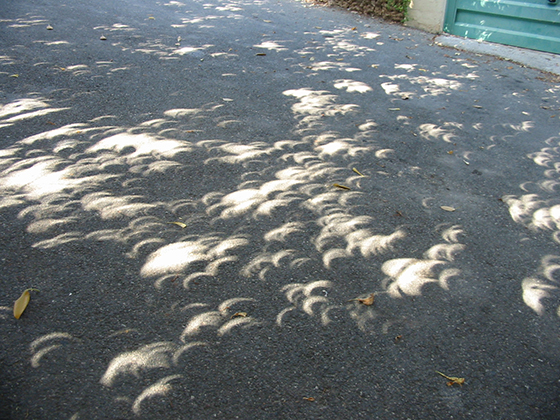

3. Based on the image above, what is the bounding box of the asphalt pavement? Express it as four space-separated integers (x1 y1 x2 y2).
1 0 560 419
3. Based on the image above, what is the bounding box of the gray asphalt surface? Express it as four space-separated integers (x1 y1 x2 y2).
1 0 560 419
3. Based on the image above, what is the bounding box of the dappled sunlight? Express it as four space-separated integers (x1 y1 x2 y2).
253 40 288 51
382 225 465 298
333 79 372 93
3 0 560 417
30 332 77 368
502 133 560 316
522 256 560 317
380 73 463 98
417 123 460 143
278 280 335 326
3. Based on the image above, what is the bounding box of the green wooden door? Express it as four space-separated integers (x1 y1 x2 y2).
444 0 560 54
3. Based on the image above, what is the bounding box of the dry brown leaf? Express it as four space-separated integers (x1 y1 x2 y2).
440 206 456 212
231 312 247 319
256 53 267 56
303 397 315 402
14 288 39 319
349 293 375 305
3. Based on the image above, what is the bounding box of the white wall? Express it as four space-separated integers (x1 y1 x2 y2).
406 0 447 33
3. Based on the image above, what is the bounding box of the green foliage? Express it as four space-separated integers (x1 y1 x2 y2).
385 0 411 21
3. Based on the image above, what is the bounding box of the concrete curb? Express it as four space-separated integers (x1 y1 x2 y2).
435 35 560 76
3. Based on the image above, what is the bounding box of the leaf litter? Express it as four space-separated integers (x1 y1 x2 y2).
349 293 374 305
436 371 465 386
14 288 40 319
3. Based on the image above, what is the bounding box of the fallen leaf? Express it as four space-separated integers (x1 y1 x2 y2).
303 397 315 402
349 293 375 305
388 108 400 111
352 167 365 176
168 222 187 228
100 35 107 40
46 25 53 30
473 105 483 109
440 206 456 212
447 151 454 155
351 27 357 30
394 335 403 342
148 16 155 20
436 371 465 386
231 312 247 319
332 183 351 190
9 74 19 78
14 288 39 319
256 53 267 56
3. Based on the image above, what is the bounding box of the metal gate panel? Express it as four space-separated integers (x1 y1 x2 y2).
444 0 560 54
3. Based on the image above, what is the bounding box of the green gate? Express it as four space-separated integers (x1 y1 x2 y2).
444 0 560 54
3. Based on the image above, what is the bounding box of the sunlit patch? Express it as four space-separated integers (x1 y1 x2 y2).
141 242 211 277
279 280 335 325
87 133 194 159
417 123 459 143
394 64 417 71
132 374 183 415
360 32 380 39
382 258 446 297
242 250 297 278
346 228 407 257
253 41 288 51
101 342 180 387
333 79 372 93
30 332 76 368
82 193 159 220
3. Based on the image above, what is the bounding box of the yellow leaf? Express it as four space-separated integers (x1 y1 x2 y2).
436 371 465 386
9 74 19 78
231 312 247 319
440 206 456 212
352 167 365 176
13 288 39 319
168 221 187 228
332 183 351 190
148 16 155 20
